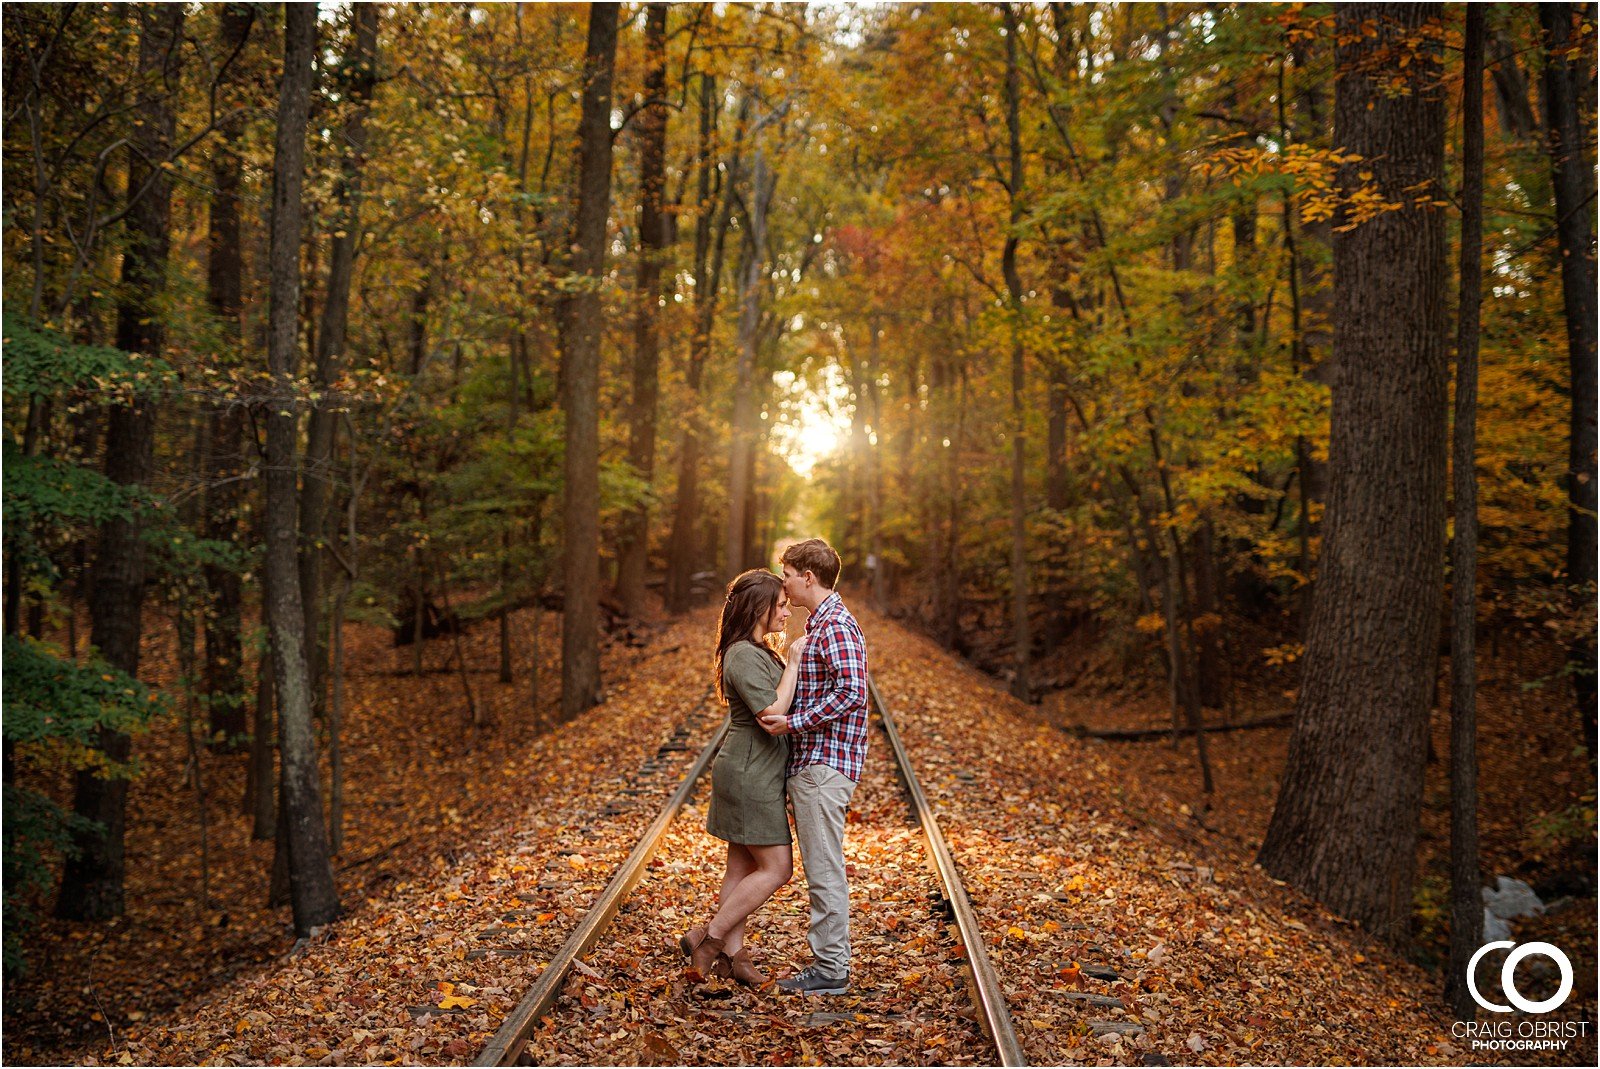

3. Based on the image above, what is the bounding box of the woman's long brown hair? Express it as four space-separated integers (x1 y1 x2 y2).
714 569 786 704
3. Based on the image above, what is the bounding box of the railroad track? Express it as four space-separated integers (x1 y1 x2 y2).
474 679 1027 1067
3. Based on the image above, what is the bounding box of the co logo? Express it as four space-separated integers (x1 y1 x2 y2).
1467 941 1574 1014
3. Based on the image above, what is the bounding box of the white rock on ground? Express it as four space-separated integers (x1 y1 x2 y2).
1482 875 1545 921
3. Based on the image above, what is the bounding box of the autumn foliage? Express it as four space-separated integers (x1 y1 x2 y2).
2 2 1595 1065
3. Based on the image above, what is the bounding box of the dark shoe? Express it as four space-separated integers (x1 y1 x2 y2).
679 926 730 978
775 964 849 995
726 948 771 988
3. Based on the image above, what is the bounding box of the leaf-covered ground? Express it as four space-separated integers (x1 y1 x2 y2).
865 615 1593 1067
3 603 720 1065
7 602 1594 1066
517 728 991 1066
1034 623 1597 1066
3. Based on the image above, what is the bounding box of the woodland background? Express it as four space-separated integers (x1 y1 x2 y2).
2 1 1596 1061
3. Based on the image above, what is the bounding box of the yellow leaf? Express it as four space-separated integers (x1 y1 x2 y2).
438 995 477 1010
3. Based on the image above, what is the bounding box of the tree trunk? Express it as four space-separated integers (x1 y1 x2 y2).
3 397 38 636
202 2 255 752
1045 11 1079 643
1001 2 1031 702
498 529 514 684
889 346 918 603
176 581 212 915
248 632 276 840
1488 19 1539 143
615 2 669 616
726 142 773 580
743 440 765 572
264 1 340 935
1446 5 1485 1020
268 795 289 908
843 343 868 571
558 2 618 722
438 575 481 727
1042 349 1072 651
1257 3 1449 946
1288 33 1334 598
866 314 885 610
299 3 379 723
329 419 364 854
408 278 429 377
940 331 968 653
1539 1 1598 767
328 572 349 855
1191 518 1226 708
665 74 731 614
57 2 186 923
410 539 427 678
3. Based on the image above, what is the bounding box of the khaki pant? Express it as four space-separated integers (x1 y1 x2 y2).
787 763 857 975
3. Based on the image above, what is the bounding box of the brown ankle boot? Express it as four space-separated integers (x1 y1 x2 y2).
690 932 727 980
680 926 730 978
726 948 770 988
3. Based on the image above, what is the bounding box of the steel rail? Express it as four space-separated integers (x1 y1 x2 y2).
474 718 729 1066
479 677 1026 1066
870 675 1028 1067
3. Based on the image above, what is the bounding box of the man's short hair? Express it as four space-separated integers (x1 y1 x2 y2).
782 538 842 589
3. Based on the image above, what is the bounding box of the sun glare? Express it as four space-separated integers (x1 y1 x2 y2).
773 368 853 479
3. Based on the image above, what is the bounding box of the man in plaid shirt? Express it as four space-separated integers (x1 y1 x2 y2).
759 538 868 995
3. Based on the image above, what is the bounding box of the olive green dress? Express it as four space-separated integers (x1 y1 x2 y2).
706 640 792 845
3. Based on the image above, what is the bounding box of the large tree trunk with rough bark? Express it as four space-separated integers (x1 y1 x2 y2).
1539 2 1598 766
1256 3 1449 946
616 3 669 616
57 2 186 923
559 3 618 721
265 1 341 934
1446 4 1485 1020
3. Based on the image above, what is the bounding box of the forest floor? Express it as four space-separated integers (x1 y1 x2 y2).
1036 632 1597 982
3 597 1594 1066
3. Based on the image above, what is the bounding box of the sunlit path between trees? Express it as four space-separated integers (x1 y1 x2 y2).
3 2 1594 1066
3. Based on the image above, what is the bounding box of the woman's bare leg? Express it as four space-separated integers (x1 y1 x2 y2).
716 843 757 954
708 843 793 956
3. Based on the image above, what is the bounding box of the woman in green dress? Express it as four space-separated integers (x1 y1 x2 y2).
681 569 806 987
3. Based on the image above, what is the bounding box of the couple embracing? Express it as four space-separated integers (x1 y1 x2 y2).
679 538 869 995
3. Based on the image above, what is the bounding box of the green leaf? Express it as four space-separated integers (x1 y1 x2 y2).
1 316 175 399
